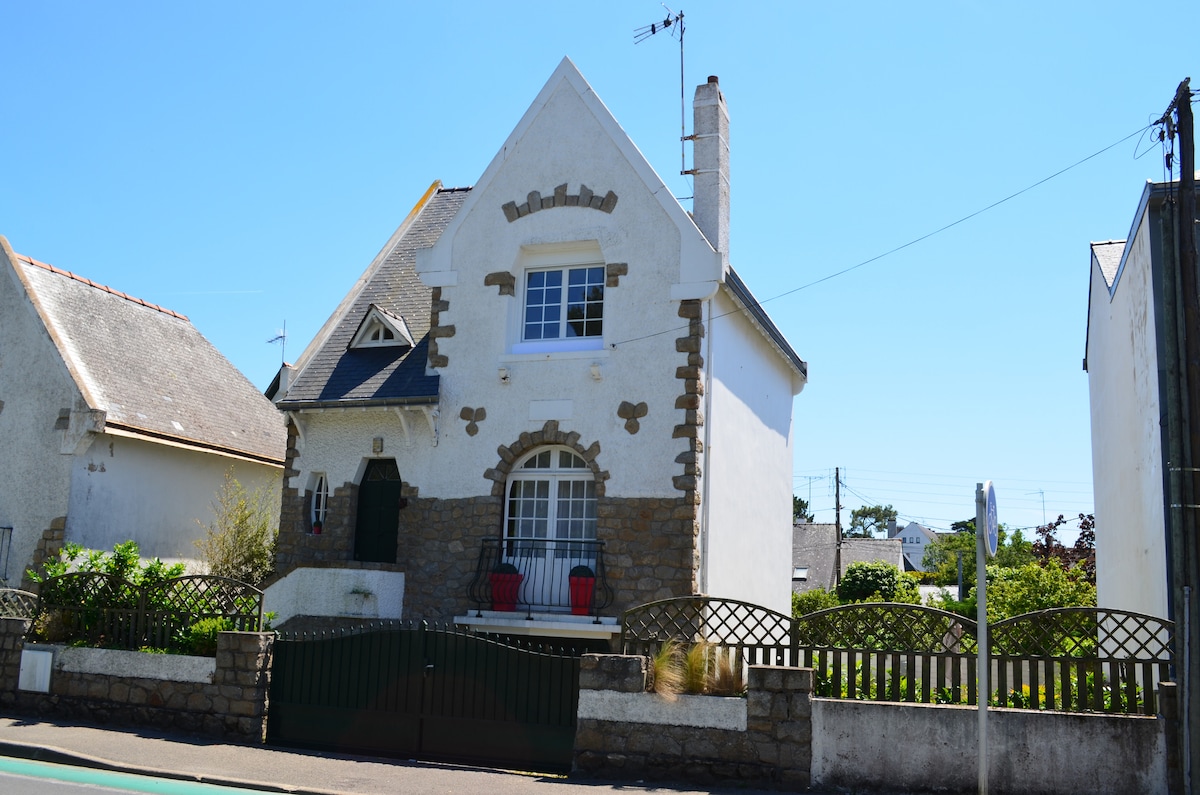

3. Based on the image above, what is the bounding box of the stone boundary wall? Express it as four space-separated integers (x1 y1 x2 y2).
0 618 273 741
572 654 811 790
574 652 1170 795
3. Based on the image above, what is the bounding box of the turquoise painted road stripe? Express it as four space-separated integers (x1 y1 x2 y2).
0 755 256 793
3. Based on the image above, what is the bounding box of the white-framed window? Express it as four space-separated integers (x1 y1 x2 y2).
523 266 604 342
509 242 606 355
505 447 596 557
311 474 329 527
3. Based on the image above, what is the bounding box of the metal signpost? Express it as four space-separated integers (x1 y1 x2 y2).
976 481 997 795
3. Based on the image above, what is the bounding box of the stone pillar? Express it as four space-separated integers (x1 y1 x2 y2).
215 631 274 741
0 618 30 699
579 653 648 693
746 665 813 790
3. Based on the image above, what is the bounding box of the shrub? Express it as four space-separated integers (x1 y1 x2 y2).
651 640 684 698
180 617 233 656
195 469 279 586
792 587 840 617
837 561 920 603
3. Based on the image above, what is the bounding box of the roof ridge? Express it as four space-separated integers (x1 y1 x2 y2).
15 253 188 321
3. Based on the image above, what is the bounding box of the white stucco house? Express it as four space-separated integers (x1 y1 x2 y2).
888 520 938 572
269 58 807 644
1084 178 1200 620
0 237 286 586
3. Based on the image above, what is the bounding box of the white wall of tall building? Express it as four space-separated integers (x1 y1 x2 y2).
703 289 799 615
1086 212 1168 618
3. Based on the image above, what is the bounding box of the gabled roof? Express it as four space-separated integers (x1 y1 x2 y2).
278 184 469 408
792 522 904 591
2 238 285 465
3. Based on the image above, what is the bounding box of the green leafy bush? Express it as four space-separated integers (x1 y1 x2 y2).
837 561 921 604
792 587 840 617
181 617 234 656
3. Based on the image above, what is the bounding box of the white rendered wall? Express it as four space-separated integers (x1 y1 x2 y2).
264 567 405 626
0 257 79 585
1086 212 1168 618
415 79 700 500
703 289 798 615
67 433 281 565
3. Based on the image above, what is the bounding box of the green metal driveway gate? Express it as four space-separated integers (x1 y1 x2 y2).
267 622 580 772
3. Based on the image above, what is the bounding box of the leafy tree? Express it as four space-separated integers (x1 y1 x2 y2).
984 559 1096 622
922 523 1033 587
195 469 279 586
1033 513 1096 584
846 504 897 538
837 561 920 603
792 495 815 523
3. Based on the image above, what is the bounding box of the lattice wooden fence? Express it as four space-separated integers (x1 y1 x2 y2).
621 596 1173 715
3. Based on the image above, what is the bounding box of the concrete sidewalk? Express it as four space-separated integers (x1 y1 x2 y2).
0 715 791 795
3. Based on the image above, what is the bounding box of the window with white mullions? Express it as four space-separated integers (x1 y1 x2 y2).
505 448 596 559
523 266 604 341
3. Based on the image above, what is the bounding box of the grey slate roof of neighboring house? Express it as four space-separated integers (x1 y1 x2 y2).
792 522 905 593
1090 240 1125 290
278 187 470 408
14 252 285 465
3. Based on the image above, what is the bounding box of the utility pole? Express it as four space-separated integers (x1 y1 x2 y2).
834 467 843 587
1161 77 1198 795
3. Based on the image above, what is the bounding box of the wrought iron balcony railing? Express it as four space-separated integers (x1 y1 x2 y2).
467 537 614 617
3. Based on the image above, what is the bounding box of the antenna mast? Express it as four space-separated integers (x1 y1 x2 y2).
267 321 287 366
634 6 687 176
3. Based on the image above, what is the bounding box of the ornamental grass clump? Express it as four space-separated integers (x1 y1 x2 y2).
651 639 684 699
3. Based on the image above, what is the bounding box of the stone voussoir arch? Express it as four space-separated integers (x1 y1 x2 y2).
483 420 610 497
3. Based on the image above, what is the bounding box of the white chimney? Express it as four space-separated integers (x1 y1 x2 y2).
691 75 730 267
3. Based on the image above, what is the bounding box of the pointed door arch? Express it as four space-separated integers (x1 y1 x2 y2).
355 459 402 563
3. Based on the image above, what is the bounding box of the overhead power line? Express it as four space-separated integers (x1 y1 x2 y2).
610 124 1152 350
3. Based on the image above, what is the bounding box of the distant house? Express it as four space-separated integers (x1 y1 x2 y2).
269 59 807 643
791 522 903 595
888 520 938 572
1084 178 1200 619
0 237 286 585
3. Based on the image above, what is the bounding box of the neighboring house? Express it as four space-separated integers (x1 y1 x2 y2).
1084 178 1200 620
0 237 287 585
791 521 904 594
270 59 807 643
887 520 938 572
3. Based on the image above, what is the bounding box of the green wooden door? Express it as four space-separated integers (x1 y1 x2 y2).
355 459 401 563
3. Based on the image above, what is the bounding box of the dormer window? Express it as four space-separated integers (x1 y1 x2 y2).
349 304 415 350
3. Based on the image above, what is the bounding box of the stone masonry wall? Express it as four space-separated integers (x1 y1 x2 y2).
0 622 274 741
573 654 812 790
275 417 700 626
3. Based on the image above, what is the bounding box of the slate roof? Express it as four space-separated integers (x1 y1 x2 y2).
278 186 470 408
791 522 904 593
11 250 285 464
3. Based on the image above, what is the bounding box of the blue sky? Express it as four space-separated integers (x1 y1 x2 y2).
3 2 1195 538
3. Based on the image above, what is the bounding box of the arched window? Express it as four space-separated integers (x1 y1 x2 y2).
311 474 329 530
505 447 596 555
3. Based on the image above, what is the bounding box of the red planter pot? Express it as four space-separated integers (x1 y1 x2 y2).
490 572 523 611
569 575 596 615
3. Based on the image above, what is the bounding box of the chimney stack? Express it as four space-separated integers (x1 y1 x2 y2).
692 75 730 267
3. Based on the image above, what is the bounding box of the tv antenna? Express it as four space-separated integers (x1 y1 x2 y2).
267 321 287 366
634 6 687 178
